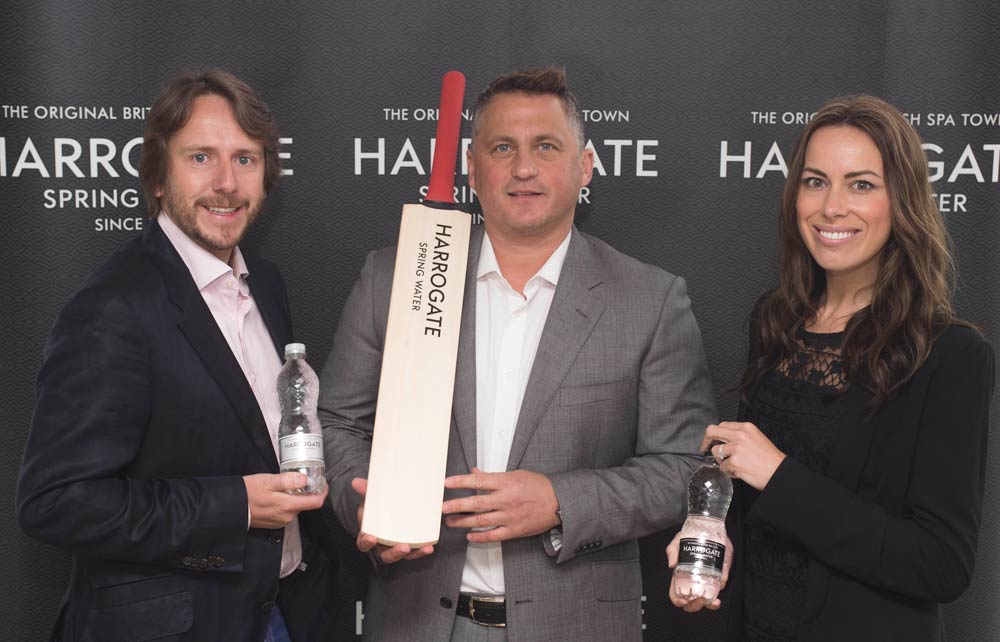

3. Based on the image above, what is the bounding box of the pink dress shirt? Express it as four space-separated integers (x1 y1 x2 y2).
159 213 302 578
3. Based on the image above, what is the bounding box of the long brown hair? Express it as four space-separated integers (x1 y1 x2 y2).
740 95 957 408
139 68 281 217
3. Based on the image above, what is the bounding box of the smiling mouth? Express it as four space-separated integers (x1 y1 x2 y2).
200 203 243 216
816 228 859 240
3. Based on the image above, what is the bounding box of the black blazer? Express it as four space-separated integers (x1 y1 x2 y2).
726 321 994 642
17 221 335 642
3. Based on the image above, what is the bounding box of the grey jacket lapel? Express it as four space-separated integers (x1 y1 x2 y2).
452 226 484 473
506 230 606 470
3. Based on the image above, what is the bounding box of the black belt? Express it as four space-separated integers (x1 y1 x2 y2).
457 594 506 627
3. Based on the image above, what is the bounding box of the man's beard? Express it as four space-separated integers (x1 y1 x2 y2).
162 187 262 258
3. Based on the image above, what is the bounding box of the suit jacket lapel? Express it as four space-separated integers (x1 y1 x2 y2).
507 229 606 470
245 256 291 360
452 226 483 473
144 223 280 471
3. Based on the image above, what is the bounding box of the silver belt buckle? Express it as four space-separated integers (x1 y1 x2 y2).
469 596 506 628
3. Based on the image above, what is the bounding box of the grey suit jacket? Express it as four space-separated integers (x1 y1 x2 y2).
319 226 716 642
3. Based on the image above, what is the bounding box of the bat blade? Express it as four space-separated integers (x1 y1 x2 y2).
363 203 471 546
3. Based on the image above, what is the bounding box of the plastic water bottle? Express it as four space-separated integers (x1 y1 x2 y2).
276 343 326 494
673 453 732 601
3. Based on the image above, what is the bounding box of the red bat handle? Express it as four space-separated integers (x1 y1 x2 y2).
426 71 466 204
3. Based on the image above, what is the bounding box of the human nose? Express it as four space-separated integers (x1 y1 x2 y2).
823 185 848 218
511 150 538 179
213 160 237 193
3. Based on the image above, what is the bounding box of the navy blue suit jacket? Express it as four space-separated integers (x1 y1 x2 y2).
17 221 335 642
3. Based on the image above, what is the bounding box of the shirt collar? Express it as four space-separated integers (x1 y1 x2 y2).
157 212 249 291
477 229 572 289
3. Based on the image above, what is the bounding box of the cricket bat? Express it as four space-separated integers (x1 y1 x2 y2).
362 71 471 546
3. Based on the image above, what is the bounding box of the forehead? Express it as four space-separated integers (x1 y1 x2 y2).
804 125 883 168
170 94 261 150
476 92 573 138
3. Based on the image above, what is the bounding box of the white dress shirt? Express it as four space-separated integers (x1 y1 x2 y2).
459 230 571 595
159 213 302 578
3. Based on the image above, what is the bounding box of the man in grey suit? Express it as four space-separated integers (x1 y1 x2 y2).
319 67 716 642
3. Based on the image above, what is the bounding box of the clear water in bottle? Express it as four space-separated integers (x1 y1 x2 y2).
276 343 327 494
673 453 732 601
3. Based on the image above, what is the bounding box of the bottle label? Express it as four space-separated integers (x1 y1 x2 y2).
279 434 324 465
678 538 726 573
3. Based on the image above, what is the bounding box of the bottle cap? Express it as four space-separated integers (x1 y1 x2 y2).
284 343 306 358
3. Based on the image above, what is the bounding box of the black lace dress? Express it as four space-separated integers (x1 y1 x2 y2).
740 329 853 642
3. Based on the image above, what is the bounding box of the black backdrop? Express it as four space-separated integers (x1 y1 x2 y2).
3 2 998 640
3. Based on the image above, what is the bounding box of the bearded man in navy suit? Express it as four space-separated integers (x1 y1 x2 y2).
17 69 337 642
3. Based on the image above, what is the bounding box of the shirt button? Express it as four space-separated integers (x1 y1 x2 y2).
492 551 501 561
260 600 274 612
440 597 453 609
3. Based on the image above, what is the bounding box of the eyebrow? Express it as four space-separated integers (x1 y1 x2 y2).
484 132 566 144
532 133 565 144
179 145 261 156
802 166 883 179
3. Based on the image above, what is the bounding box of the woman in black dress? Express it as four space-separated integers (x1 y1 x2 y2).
668 95 994 642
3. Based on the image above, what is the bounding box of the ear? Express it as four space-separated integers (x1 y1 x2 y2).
579 147 595 187
466 147 476 191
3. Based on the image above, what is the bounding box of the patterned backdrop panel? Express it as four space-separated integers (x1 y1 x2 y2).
2 2 997 640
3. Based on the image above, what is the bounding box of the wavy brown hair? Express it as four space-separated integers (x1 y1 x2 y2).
740 95 957 409
139 68 281 217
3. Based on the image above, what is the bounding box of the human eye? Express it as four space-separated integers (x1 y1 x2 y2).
192 152 209 163
801 176 824 189
236 155 255 167
538 142 555 152
852 179 875 192
493 143 512 154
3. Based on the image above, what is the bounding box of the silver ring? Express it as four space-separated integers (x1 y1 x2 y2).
717 444 727 461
